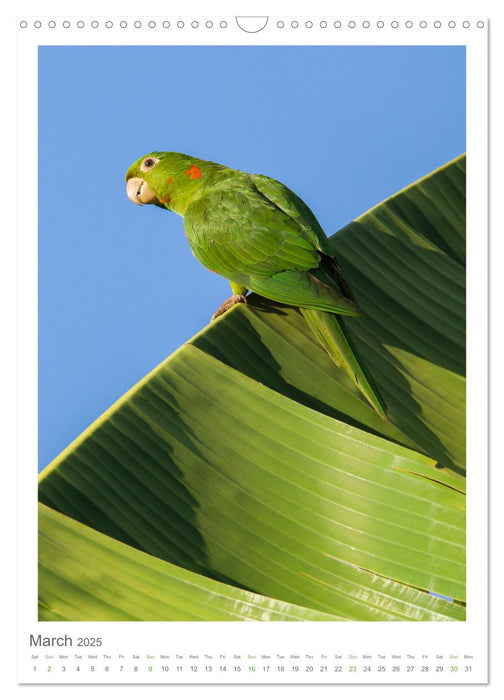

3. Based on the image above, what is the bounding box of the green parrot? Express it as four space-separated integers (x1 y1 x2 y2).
126 152 386 419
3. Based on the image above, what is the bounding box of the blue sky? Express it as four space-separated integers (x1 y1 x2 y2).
38 45 465 469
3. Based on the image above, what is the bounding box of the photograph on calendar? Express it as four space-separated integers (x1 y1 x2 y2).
37 44 466 623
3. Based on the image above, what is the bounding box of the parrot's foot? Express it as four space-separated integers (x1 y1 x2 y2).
211 294 247 321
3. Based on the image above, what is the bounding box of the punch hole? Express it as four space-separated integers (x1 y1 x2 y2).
236 16 268 32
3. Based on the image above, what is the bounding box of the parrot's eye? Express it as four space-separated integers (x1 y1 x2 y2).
140 157 159 172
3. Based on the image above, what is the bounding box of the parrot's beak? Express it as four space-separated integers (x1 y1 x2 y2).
126 177 159 206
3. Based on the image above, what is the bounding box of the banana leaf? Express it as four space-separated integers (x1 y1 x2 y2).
38 156 466 621
39 503 345 621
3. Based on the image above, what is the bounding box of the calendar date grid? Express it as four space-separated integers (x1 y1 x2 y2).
28 650 477 680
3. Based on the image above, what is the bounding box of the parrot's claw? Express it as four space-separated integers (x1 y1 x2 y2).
211 294 247 321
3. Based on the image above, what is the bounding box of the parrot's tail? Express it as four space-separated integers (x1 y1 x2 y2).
300 308 387 420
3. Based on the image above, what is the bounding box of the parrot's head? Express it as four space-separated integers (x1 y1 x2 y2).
125 152 169 207
126 151 210 214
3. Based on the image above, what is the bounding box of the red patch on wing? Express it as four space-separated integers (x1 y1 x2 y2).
161 195 171 203
166 177 173 184
186 165 202 179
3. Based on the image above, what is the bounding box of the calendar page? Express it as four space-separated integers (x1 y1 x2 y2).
15 2 489 686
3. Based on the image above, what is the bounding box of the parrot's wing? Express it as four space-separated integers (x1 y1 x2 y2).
248 180 385 414
240 268 362 315
184 185 361 316
248 173 330 250
185 185 320 276
250 174 358 302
